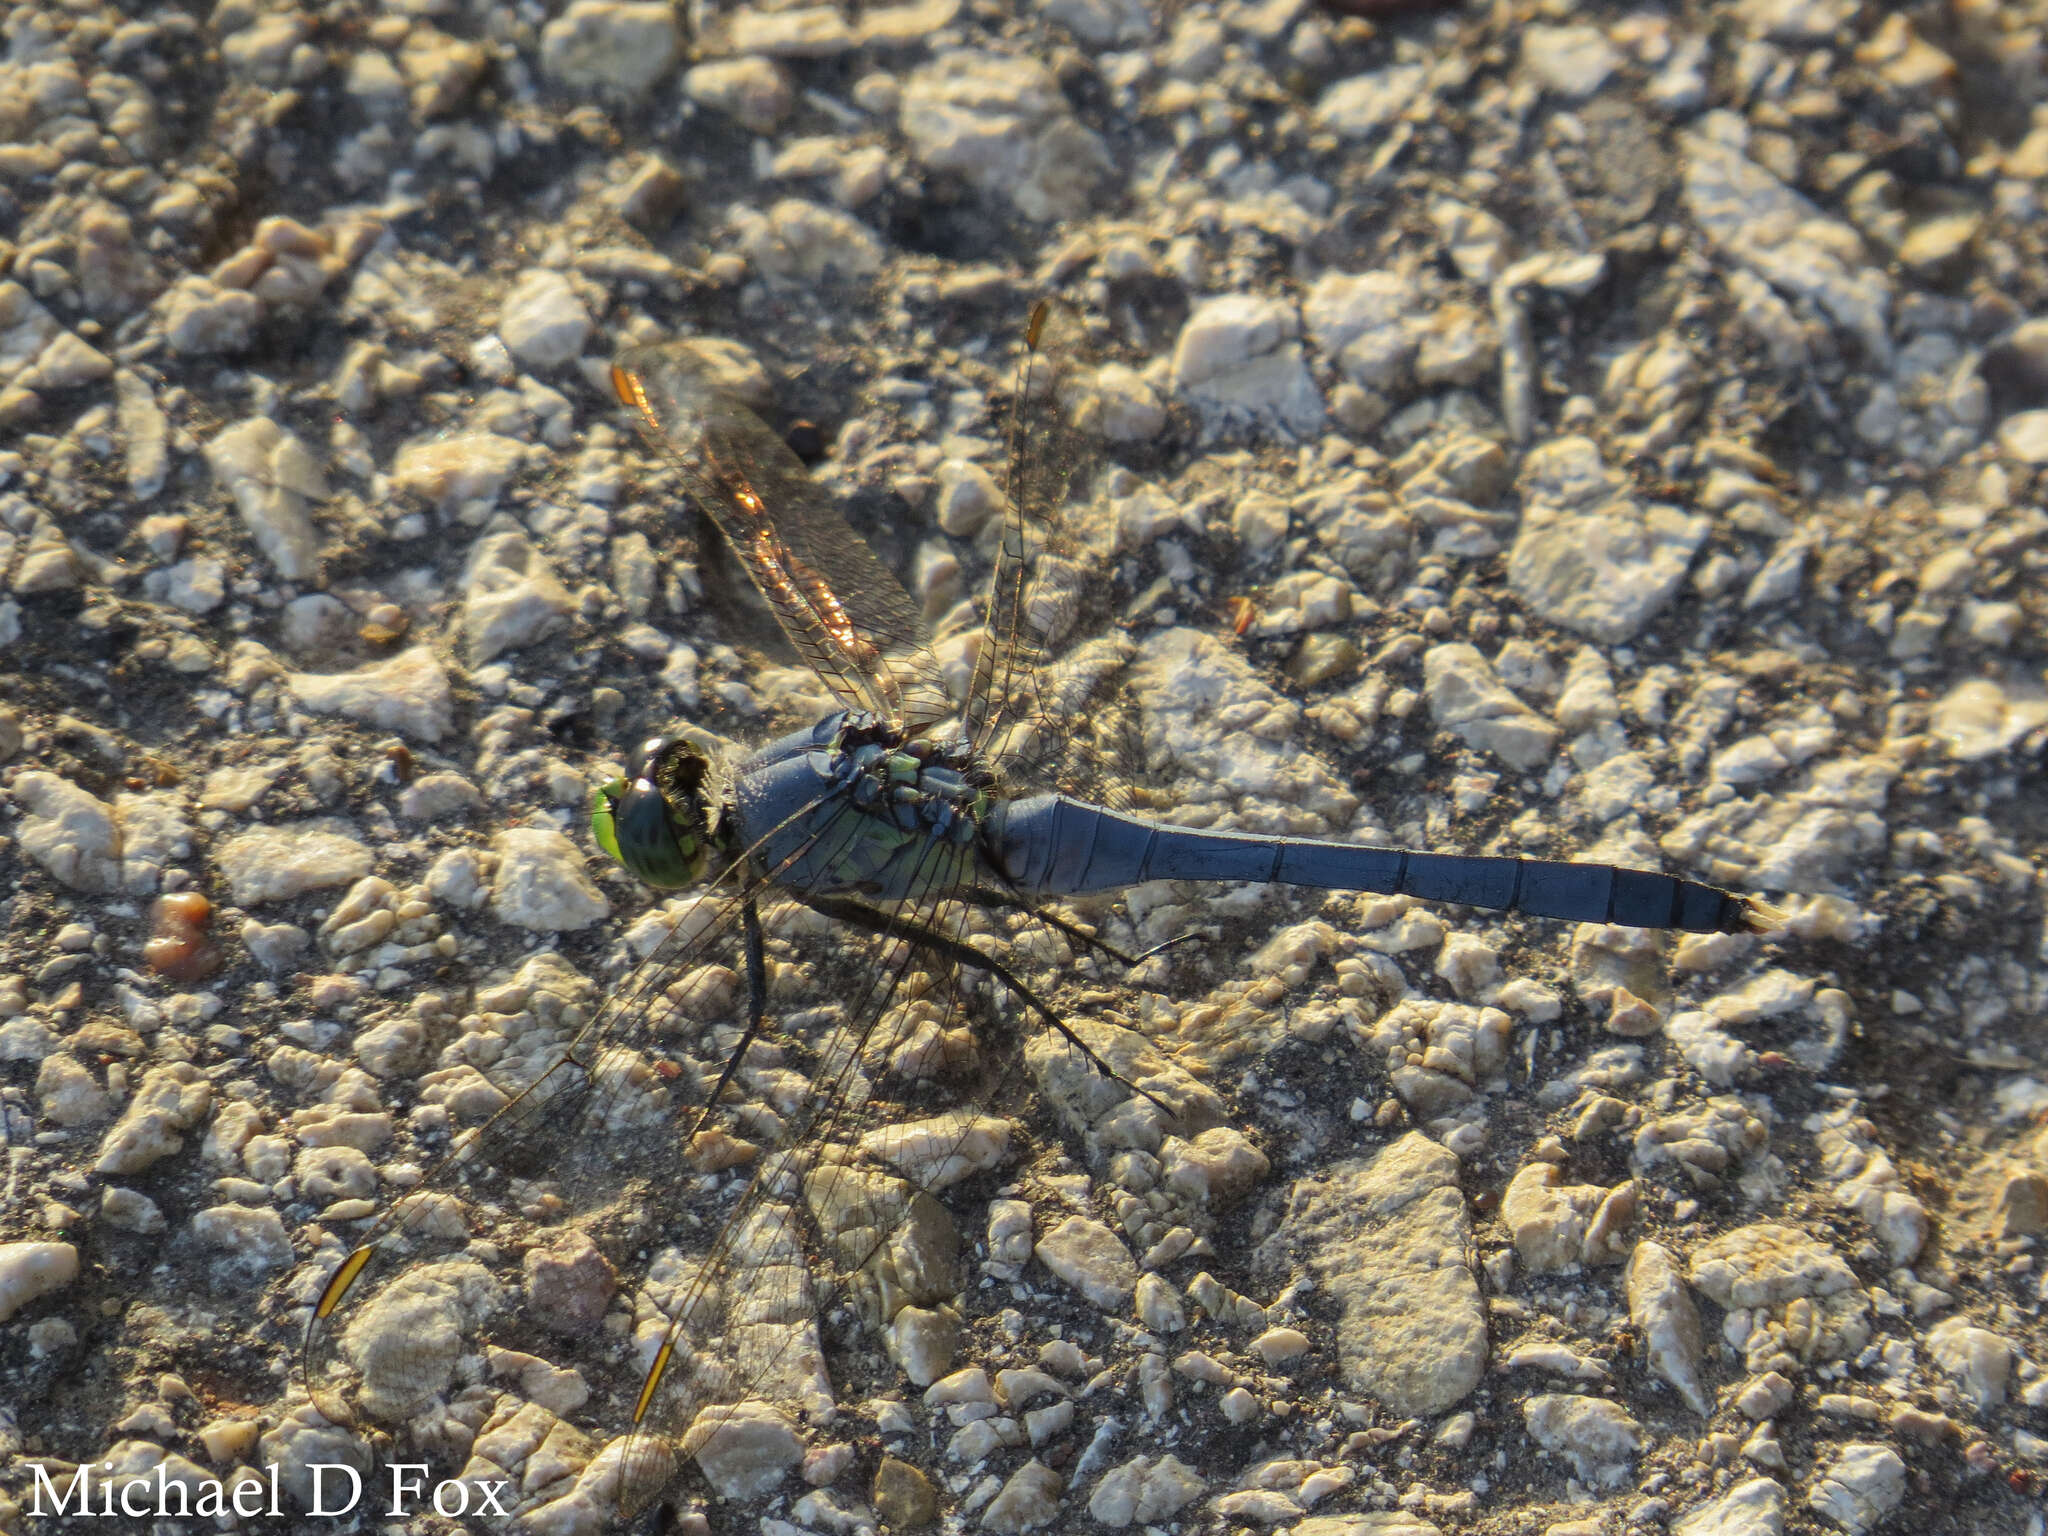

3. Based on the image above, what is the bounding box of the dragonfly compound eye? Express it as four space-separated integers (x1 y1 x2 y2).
592 737 716 889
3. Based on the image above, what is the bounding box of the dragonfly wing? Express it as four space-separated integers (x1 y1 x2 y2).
297 796 1023 1527
296 858 770 1438
619 827 1021 1521
966 302 1155 812
967 300 1093 757
613 342 948 724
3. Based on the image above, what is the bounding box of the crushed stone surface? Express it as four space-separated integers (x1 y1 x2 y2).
1 0 2046 1532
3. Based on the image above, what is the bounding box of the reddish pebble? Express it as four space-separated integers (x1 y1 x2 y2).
146 892 221 982
158 891 210 926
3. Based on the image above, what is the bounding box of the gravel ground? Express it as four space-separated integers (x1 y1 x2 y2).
4 0 2048 1533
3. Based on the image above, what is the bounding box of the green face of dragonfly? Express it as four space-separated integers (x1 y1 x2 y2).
591 737 718 890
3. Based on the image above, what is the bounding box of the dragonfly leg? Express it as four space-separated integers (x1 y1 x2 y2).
687 894 767 1141
960 886 1161 968
802 894 1178 1123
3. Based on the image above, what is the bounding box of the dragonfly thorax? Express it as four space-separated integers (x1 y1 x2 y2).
814 713 992 836
728 711 996 901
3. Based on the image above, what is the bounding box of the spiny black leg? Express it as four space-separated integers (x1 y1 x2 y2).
960 887 1140 965
803 894 1179 1124
687 894 767 1141
960 887 1199 968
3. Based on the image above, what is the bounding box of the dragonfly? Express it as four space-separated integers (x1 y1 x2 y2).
297 301 1777 1529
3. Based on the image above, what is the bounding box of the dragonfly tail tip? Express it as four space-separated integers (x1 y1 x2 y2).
1737 896 1790 935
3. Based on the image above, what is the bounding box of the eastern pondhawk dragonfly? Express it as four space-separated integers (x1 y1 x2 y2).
298 302 1775 1528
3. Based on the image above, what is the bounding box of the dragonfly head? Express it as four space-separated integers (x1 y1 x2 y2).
591 737 720 889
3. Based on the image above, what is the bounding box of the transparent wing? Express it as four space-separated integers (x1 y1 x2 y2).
297 821 803 1430
967 301 1151 810
613 342 948 726
295 795 1035 1526
614 841 1001 1512
967 300 1090 764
